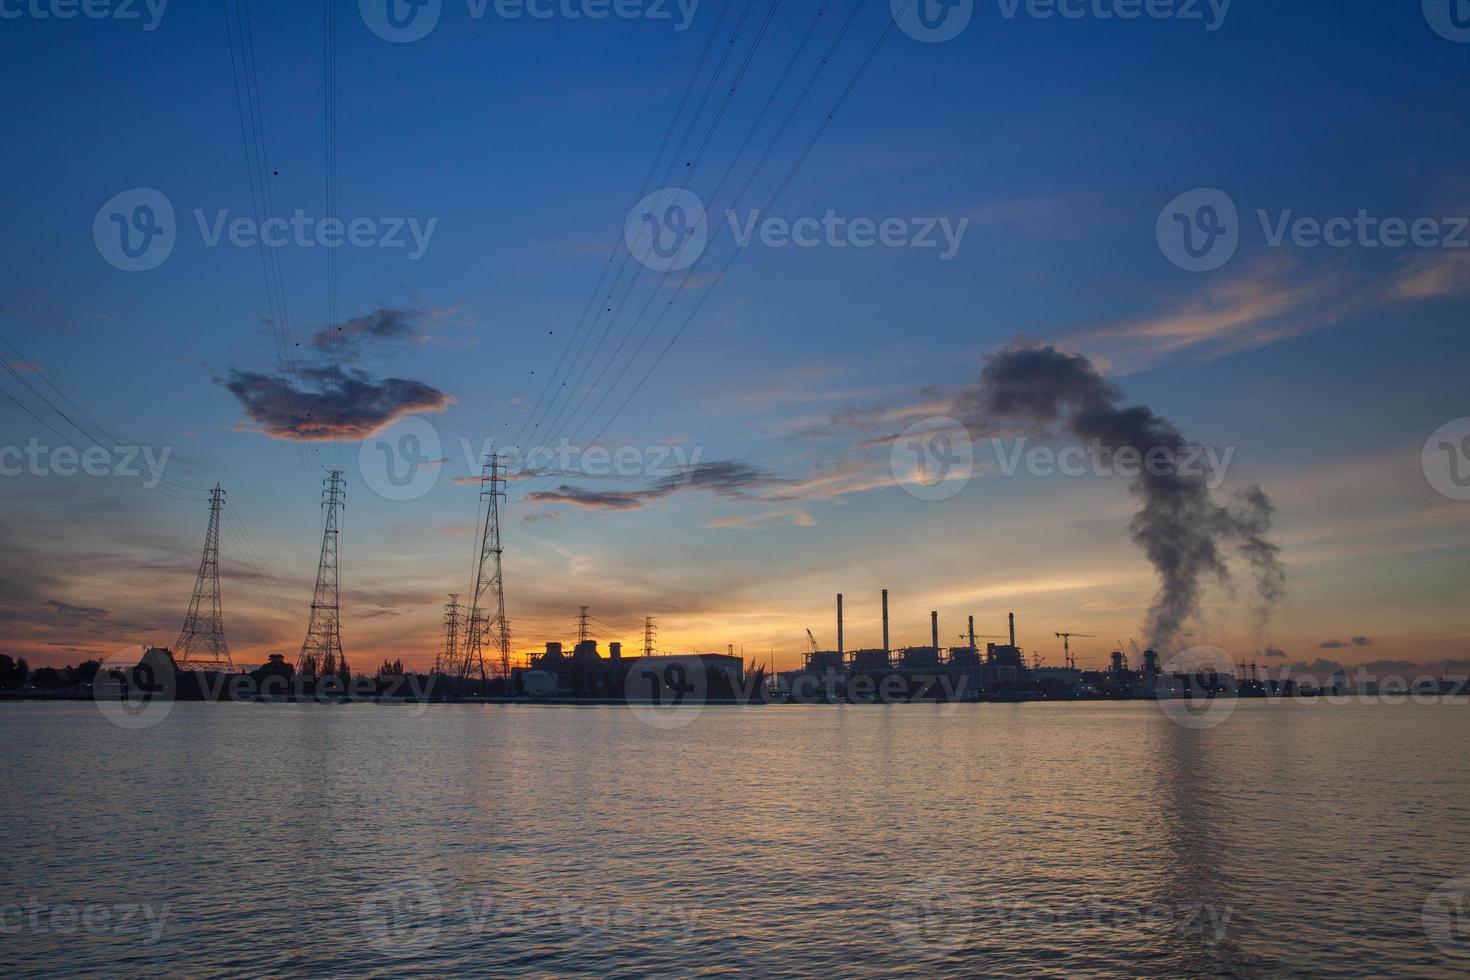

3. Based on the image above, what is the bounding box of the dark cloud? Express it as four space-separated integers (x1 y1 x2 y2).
1351 635 1374 647
1319 639 1348 649
45 600 110 623
1263 646 1287 658
310 307 425 357
526 460 787 512
220 364 452 442
951 342 1285 652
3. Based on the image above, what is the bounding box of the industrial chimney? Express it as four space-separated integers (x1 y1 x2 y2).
1009 612 1016 648
837 593 844 654
881 589 890 652
968 615 976 650
930 610 939 651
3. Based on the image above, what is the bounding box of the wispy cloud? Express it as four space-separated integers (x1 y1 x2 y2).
1067 251 1470 372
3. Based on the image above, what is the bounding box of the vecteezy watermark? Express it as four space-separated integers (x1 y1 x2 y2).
93 650 437 731
890 878 1233 954
1422 417 1470 502
1423 875 1470 958
889 418 1237 502
1158 187 1470 272
725 210 970 261
989 437 1235 489
1156 187 1239 272
93 188 176 273
359 877 442 954
359 877 702 953
359 416 444 502
93 188 437 272
1153 645 1239 730
0 900 170 943
1423 0 1470 43
0 439 173 487
359 0 699 43
358 419 708 502
624 656 710 730
0 0 169 30
890 416 974 501
623 188 970 271
623 187 708 272
892 0 1230 43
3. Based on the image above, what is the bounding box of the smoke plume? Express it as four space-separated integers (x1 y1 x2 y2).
951 343 1284 651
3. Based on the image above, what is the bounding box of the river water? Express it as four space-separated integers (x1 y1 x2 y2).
2 698 1468 977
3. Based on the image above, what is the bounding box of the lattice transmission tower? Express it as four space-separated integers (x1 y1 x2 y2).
460 454 509 684
175 484 234 671
298 470 346 675
435 593 462 675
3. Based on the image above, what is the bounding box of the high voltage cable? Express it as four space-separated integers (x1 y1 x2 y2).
533 0 762 448
221 0 319 495
533 0 783 453
523 0 902 500
507 0 741 453
540 0 839 455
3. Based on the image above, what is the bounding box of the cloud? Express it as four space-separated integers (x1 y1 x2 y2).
1262 646 1287 658
44 599 110 623
220 365 453 442
526 460 788 512
1067 251 1470 373
310 306 427 357
1351 635 1374 647
1319 639 1348 649
1319 636 1372 649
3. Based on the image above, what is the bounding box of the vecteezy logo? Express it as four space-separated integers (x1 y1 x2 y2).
891 0 973 43
1423 417 1470 501
1156 188 1239 272
359 877 443 954
1153 645 1239 730
92 646 176 730
1424 875 1470 957
624 655 707 730
359 0 442 42
624 188 708 272
93 188 176 272
890 875 974 954
358 415 443 501
1423 0 1470 43
890 416 973 501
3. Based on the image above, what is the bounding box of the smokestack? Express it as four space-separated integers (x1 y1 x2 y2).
930 611 939 651
881 589 890 652
968 615 976 651
837 593 844 654
1009 612 1016 648
609 642 621 661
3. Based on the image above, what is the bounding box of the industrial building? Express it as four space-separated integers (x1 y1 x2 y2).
776 591 1030 701
515 639 748 701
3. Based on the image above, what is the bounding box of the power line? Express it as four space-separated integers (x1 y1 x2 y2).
507 0 741 453
522 0 897 500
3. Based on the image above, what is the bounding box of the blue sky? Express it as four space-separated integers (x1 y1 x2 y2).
1 0 1467 671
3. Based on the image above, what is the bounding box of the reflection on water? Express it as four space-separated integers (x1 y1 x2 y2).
1 700 1468 977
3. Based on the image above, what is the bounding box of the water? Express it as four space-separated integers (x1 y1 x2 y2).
2 699 1469 977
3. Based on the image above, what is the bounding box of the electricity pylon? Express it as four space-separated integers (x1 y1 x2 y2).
461 454 508 684
298 470 346 675
175 484 233 671
435 594 461 675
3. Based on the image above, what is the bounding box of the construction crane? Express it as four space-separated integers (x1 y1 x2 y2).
805 629 819 655
1054 631 1096 671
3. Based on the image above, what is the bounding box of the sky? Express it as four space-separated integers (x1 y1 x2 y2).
1 0 1467 675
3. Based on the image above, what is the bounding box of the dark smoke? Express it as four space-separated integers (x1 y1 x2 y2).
951 343 1285 651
